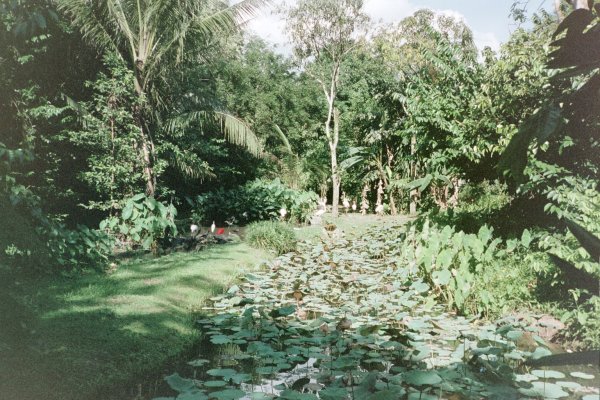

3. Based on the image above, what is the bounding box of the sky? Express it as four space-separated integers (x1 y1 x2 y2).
239 0 553 54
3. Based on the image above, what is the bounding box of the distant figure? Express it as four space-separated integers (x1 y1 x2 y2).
280 207 287 219
342 192 350 213
351 200 357 212
315 197 326 217
375 203 384 216
190 224 199 236
211 221 216 233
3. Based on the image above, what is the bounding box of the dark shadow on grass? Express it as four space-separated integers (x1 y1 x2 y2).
0 245 264 400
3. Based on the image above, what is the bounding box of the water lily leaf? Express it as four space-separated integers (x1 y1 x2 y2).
581 395 600 400
407 393 439 400
203 380 227 388
209 389 246 400
569 371 595 379
531 382 569 398
318 387 348 400
368 389 402 400
210 335 232 345
506 330 523 341
530 346 553 360
177 391 208 400
187 359 210 367
402 370 442 386
278 389 318 399
230 373 252 384
272 305 296 317
515 373 538 382
555 381 581 390
248 393 275 400
207 369 237 379
165 373 196 393
532 369 566 379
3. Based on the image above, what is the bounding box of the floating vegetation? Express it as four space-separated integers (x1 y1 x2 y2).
156 224 600 400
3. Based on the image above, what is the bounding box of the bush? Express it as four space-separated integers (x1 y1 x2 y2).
1 195 112 271
190 179 318 225
45 223 113 270
397 220 541 316
245 221 296 255
101 194 177 252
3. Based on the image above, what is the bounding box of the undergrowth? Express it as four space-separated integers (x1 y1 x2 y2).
245 221 297 255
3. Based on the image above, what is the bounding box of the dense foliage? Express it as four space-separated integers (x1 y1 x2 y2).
191 179 318 225
1 1 599 397
245 220 297 255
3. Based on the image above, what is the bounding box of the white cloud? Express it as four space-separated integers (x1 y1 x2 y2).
473 31 501 53
363 0 415 24
240 0 501 55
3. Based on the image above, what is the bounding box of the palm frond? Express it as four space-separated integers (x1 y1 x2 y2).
216 111 262 156
165 147 215 181
166 110 262 157
274 124 293 154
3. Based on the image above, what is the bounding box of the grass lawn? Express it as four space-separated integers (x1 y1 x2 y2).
0 243 269 400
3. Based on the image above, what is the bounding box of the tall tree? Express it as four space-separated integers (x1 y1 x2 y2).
56 0 268 196
285 0 368 217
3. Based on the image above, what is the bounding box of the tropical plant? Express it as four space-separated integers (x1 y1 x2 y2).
190 179 318 225
245 221 296 255
100 193 177 252
400 220 540 316
285 0 369 217
56 0 269 195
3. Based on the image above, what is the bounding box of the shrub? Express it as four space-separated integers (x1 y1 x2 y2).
190 179 318 225
245 221 296 255
1 195 112 271
101 194 177 252
45 223 113 270
397 220 540 316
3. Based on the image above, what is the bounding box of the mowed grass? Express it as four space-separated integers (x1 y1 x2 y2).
0 243 269 400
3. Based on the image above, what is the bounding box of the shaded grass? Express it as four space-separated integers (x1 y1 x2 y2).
0 243 269 400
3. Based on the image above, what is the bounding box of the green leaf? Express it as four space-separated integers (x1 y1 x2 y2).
402 370 442 386
318 387 348 400
569 371 595 380
209 389 246 400
531 369 566 379
165 373 196 393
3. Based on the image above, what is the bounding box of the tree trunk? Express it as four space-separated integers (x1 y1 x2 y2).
139 125 156 197
330 108 341 217
555 0 565 21
133 73 156 197
571 0 589 9
409 134 418 214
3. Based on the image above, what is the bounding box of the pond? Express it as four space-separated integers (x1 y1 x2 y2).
153 223 600 400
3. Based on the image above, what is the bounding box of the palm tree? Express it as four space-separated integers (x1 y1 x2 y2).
56 0 268 196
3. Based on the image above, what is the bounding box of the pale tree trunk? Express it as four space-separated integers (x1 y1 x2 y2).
571 0 589 9
409 134 418 214
321 63 341 218
385 144 398 215
555 0 565 21
330 108 341 217
133 73 156 197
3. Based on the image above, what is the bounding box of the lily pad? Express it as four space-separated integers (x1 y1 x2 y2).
403 370 442 386
570 371 595 380
165 373 196 393
519 382 569 398
209 389 246 400
203 380 227 388
531 369 566 379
